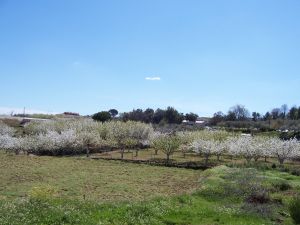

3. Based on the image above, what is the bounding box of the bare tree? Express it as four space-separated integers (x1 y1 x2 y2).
280 104 288 119
228 104 250 121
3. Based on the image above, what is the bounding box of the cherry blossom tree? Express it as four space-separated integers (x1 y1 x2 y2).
269 137 300 165
0 122 15 136
192 139 216 165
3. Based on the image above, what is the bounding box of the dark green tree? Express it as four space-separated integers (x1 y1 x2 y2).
108 109 118 118
210 111 225 125
185 113 198 122
153 108 166 124
252 112 261 121
144 108 154 123
92 111 112 122
165 107 183 124
288 106 298 120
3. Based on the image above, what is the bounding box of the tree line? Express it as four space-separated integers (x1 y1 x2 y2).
92 104 300 127
92 107 198 124
210 104 300 125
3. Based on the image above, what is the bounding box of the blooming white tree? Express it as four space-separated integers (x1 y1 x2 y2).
0 122 15 136
269 137 300 164
151 133 181 162
150 132 167 155
20 119 154 157
192 139 217 165
0 135 14 153
227 136 257 163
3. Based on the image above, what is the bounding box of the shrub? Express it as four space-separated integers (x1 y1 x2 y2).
273 180 292 191
92 111 111 122
289 196 300 224
245 191 270 204
278 166 290 173
291 169 300 176
28 184 58 200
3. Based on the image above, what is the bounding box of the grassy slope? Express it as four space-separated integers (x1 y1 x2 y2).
0 152 200 202
0 153 299 224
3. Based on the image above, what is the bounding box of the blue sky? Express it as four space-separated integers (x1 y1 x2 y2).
0 0 300 116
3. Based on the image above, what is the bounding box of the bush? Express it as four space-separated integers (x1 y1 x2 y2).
28 184 58 200
291 169 300 176
92 111 111 122
289 196 300 224
245 191 270 204
222 168 269 201
273 180 291 191
278 166 290 173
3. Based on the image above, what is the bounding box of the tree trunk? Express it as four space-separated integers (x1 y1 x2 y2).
135 150 138 157
217 155 220 161
85 143 91 157
279 158 284 165
86 146 90 157
155 149 158 155
121 148 124 159
204 156 209 166
166 154 170 163
264 156 267 162
246 157 251 163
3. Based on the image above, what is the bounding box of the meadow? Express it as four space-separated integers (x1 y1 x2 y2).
1 119 300 224
0 152 300 224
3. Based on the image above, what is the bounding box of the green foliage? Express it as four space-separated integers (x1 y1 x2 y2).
0 193 273 225
289 196 300 224
272 180 292 191
92 111 111 122
152 134 182 161
122 107 185 124
185 112 198 122
222 168 270 202
108 109 118 118
291 169 300 176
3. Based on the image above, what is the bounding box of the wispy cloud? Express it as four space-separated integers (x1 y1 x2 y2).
145 76 161 81
72 61 81 66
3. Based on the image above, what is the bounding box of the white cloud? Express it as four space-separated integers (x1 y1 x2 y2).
145 76 161 81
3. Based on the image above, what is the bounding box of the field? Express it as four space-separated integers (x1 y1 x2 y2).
0 152 300 224
0 152 200 202
1 119 300 224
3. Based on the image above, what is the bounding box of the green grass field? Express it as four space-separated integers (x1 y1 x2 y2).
0 152 300 224
0 152 200 202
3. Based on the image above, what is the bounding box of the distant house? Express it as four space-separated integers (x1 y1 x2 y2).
182 119 194 125
182 118 206 126
63 112 80 116
195 120 205 124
